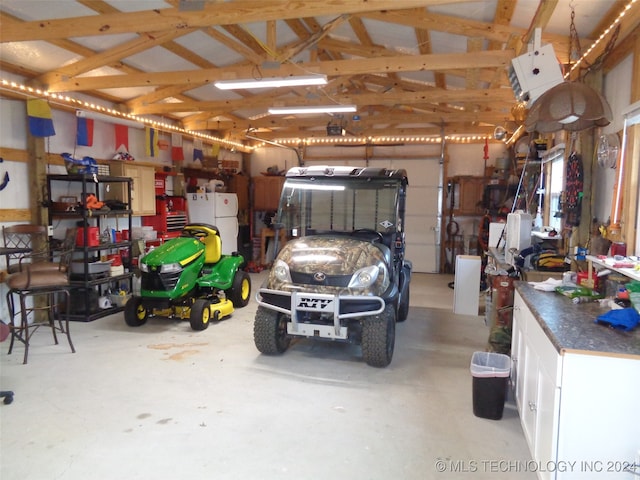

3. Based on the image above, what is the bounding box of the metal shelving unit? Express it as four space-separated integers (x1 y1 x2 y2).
47 174 133 321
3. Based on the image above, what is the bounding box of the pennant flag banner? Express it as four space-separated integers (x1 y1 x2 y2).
193 138 204 162
211 144 220 157
115 124 129 152
27 99 56 137
157 136 170 151
76 117 94 146
145 126 157 157
171 133 184 162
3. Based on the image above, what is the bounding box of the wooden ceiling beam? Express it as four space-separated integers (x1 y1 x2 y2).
192 110 512 131
46 50 513 91
518 0 559 55
362 8 570 60
414 24 446 90
125 85 203 110
317 37 509 87
279 15 351 62
603 24 640 74
566 1 640 80
346 14 402 85
465 37 483 95
318 36 396 58
0 12 140 78
266 20 277 60
222 24 270 59
204 27 265 65
37 29 197 86
0 1 471 42
284 18 335 62
138 86 514 115
488 0 516 89
29 1 204 116
249 124 499 141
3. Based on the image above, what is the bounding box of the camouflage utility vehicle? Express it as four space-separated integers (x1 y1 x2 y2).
253 166 411 367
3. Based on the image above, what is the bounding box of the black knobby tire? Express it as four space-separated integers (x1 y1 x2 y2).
124 296 148 327
361 304 396 367
226 270 251 308
190 299 211 331
253 306 290 354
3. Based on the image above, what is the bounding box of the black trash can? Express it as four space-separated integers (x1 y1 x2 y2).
470 351 511 420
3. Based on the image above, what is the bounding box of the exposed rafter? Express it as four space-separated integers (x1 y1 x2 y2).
0 0 636 145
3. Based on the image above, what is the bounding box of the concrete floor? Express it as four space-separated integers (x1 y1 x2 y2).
1 272 535 480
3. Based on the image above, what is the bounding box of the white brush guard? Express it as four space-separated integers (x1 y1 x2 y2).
257 289 385 340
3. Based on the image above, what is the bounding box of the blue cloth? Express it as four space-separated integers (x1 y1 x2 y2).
595 308 640 331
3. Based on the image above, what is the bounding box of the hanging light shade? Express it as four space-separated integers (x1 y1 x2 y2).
524 81 612 133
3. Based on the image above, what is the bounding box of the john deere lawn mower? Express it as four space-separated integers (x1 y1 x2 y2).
124 223 251 331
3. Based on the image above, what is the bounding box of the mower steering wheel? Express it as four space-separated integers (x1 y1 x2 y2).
183 224 218 239
184 228 207 239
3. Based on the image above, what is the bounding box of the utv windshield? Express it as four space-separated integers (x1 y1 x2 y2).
277 177 401 237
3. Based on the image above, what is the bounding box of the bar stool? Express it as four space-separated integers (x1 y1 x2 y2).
2 224 49 274
5 228 76 364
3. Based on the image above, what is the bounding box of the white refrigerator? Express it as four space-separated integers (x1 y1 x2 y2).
186 192 239 255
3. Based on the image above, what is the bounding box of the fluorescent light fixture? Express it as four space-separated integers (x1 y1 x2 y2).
268 105 357 115
214 75 327 90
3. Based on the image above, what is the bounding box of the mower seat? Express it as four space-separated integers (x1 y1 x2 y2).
203 232 222 264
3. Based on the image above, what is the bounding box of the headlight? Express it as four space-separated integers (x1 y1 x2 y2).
140 262 149 272
160 262 183 274
348 265 379 288
272 259 292 283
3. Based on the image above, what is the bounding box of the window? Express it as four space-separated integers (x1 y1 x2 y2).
548 155 564 231
539 143 566 232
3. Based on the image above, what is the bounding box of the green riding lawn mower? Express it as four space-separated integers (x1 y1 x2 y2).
124 223 251 331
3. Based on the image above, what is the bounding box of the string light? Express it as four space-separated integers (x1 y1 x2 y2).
1 78 500 147
566 0 637 78
252 134 493 148
0 78 252 153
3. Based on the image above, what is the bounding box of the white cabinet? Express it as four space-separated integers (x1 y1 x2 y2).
511 313 523 406
512 290 640 480
534 365 560 478
556 353 640 479
513 292 560 480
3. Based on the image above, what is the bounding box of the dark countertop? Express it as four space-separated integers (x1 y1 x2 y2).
515 282 640 359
